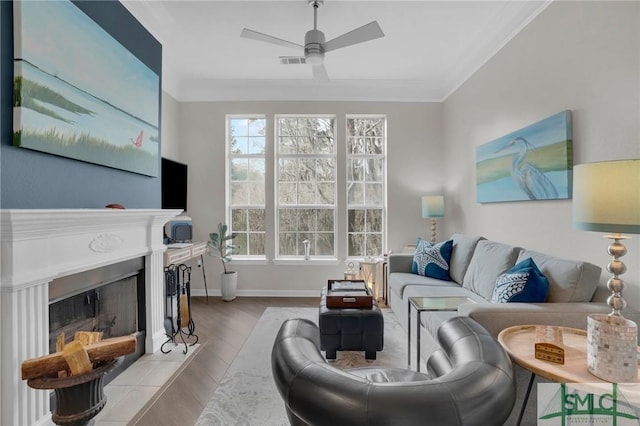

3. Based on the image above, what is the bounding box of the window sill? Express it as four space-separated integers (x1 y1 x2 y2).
346 256 385 262
273 258 340 266
227 258 269 266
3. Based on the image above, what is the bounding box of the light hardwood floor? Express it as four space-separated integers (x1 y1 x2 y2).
132 296 320 426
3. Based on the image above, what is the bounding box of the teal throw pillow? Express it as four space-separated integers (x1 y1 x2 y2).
491 257 549 303
411 238 453 281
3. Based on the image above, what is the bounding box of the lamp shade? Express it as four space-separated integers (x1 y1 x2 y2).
421 195 445 219
572 159 640 234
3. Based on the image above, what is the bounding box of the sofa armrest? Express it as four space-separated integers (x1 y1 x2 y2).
388 253 414 274
458 302 614 337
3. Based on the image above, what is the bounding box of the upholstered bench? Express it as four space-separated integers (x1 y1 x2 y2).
318 287 384 360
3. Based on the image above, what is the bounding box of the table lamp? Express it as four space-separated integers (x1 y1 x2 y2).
572 159 640 382
421 195 445 243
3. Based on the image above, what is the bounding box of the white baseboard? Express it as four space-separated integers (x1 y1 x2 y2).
190 288 320 298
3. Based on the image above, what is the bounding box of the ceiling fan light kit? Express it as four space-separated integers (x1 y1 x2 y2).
240 0 384 80
304 29 325 64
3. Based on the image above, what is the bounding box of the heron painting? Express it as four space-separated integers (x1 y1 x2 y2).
476 111 572 203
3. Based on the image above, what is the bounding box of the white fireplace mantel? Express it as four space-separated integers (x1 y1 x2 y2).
0 209 181 426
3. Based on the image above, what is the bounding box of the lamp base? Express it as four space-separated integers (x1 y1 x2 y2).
430 219 437 244
587 314 637 383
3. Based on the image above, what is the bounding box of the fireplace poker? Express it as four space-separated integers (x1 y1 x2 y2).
182 265 197 338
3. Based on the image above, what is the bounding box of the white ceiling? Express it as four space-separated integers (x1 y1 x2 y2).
122 0 550 102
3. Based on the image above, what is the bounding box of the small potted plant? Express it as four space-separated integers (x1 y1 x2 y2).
208 222 239 301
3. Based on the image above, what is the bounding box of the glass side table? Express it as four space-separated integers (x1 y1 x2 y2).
407 296 476 371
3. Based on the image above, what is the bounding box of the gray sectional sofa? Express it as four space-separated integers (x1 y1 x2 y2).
383 233 640 424
388 233 640 359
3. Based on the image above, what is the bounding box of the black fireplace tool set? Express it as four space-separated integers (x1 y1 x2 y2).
162 263 198 354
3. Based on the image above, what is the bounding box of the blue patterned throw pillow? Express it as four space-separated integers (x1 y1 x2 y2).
411 238 453 281
491 257 549 303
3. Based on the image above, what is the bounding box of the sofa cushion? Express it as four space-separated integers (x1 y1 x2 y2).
491 257 549 303
449 234 486 284
389 272 459 299
421 310 458 339
411 238 453 281
516 249 601 302
462 240 521 300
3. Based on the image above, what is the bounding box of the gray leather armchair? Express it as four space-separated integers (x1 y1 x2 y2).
271 316 516 426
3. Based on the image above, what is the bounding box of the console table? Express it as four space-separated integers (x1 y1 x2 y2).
164 241 208 300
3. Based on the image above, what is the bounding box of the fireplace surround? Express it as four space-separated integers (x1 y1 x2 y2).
0 209 181 426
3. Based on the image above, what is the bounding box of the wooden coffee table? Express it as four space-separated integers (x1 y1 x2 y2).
498 324 640 425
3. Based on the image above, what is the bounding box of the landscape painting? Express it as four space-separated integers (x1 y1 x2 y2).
13 0 160 177
476 111 572 203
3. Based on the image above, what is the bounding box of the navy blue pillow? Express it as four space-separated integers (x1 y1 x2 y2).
491 257 549 303
411 238 453 281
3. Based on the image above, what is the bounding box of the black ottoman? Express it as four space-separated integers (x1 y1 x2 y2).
319 287 384 360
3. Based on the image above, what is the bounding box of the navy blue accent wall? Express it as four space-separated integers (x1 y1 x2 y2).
0 1 162 209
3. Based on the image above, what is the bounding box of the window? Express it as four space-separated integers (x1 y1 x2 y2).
227 116 266 257
276 116 336 257
346 116 386 257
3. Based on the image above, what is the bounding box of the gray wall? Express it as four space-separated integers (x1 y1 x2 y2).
161 91 182 162
0 1 162 209
178 101 441 294
179 2 640 306
441 1 640 309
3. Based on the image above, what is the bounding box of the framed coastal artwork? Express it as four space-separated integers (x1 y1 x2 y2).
13 0 160 177
476 111 572 203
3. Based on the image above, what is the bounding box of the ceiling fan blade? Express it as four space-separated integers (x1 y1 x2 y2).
323 21 384 53
312 64 329 81
240 28 303 50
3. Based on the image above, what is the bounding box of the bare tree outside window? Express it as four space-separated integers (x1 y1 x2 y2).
347 116 386 257
228 116 266 256
226 114 386 260
276 116 336 257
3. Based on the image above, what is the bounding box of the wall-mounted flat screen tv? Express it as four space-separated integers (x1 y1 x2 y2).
161 158 188 212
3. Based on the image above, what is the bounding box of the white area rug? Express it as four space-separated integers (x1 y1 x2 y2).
195 307 407 426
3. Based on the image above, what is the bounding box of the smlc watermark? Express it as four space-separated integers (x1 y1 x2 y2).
538 383 640 425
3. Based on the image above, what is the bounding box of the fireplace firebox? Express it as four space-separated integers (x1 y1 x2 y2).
49 257 146 383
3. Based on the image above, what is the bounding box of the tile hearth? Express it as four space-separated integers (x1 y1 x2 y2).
96 344 200 425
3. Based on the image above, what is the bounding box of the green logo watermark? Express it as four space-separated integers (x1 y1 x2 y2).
538 383 640 425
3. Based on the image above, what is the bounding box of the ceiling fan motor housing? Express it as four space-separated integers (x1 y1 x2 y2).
304 29 325 64
240 0 383 78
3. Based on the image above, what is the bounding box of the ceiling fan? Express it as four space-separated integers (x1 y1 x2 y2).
240 0 385 81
